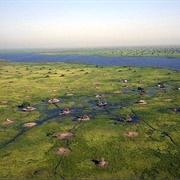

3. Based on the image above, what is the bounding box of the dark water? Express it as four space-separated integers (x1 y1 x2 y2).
0 53 179 70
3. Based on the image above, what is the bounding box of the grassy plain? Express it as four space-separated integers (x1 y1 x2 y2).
0 61 179 179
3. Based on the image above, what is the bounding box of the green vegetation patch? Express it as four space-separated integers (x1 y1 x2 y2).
0 61 179 179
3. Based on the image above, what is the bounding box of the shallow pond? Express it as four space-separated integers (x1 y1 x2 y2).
0 53 179 70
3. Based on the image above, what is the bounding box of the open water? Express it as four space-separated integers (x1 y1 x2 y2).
0 53 179 70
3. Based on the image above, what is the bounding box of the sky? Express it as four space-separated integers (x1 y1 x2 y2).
0 0 180 49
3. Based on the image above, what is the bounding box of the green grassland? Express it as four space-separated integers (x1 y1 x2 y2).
0 61 179 179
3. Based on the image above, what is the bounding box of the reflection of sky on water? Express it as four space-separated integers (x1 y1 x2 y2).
0 53 179 70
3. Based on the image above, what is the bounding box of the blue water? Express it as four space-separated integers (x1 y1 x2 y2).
0 53 179 70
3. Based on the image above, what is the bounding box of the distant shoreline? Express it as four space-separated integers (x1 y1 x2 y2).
0 46 180 59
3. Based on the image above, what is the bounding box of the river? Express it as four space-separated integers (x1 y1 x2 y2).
0 53 179 70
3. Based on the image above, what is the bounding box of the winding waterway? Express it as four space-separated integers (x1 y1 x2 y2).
0 53 179 70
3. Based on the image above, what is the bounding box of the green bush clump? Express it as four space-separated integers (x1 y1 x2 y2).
19 101 31 107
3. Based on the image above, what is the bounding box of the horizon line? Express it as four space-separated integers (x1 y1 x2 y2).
0 44 180 51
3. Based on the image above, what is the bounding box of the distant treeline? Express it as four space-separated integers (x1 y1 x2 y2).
1 46 180 58
39 46 180 58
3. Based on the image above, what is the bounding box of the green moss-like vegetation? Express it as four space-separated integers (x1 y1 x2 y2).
0 61 179 179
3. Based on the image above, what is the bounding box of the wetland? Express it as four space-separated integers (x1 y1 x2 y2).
0 56 179 179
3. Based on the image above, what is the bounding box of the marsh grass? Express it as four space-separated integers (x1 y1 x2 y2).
0 61 179 179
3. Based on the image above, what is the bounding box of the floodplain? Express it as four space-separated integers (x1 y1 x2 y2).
0 60 179 179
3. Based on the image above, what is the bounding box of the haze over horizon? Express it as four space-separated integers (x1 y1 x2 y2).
0 0 180 49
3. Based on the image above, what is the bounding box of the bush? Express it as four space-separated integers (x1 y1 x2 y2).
19 101 31 107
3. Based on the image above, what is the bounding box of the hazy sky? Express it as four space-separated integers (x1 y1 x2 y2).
0 0 180 49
